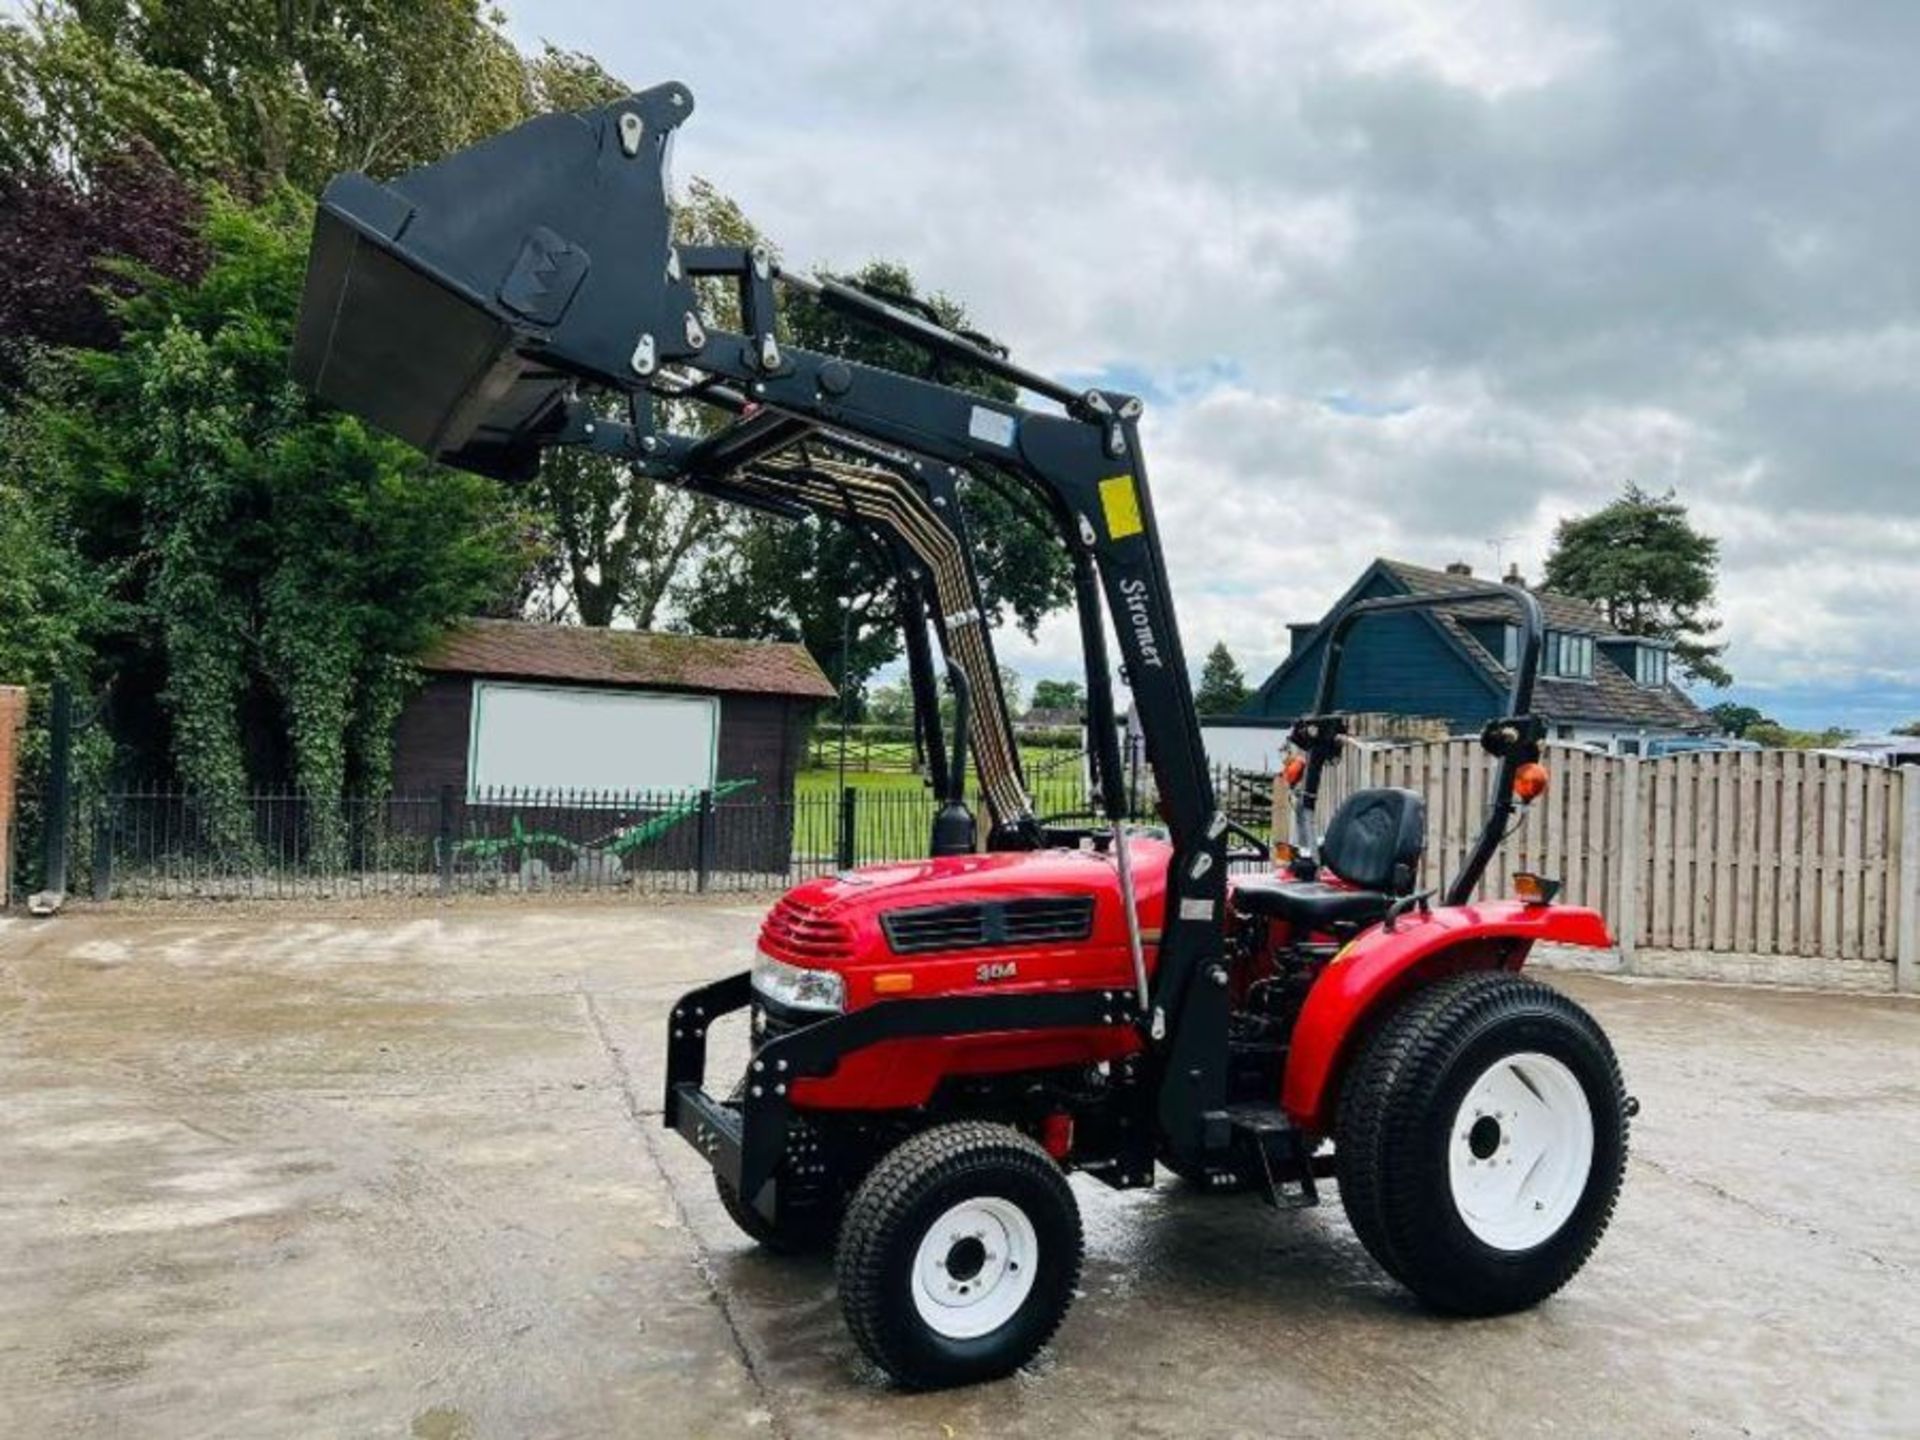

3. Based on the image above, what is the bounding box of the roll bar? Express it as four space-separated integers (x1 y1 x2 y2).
1313 587 1544 718
1289 585 1547 905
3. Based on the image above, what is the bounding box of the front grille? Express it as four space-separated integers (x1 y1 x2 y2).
761 894 854 963
1000 896 1096 943
882 904 988 953
882 895 1094 955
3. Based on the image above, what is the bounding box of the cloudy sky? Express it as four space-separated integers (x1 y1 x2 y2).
505 0 1919 731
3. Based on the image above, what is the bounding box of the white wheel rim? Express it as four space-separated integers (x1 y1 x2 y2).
909 1197 1039 1340
1447 1051 1594 1252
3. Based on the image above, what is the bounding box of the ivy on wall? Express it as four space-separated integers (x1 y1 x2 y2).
10 195 526 856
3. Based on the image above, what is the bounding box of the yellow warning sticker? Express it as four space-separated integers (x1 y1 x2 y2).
1099 474 1144 540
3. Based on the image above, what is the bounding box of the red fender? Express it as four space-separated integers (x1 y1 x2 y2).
1280 901 1613 1134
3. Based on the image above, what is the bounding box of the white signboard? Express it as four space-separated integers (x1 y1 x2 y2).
469 682 718 798
1199 720 1294 775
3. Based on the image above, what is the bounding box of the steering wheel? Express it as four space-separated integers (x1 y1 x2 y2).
1035 811 1173 850
1036 812 1269 868
1034 810 1106 848
1221 818 1270 866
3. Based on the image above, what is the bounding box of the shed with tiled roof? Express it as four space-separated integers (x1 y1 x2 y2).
391 619 834 818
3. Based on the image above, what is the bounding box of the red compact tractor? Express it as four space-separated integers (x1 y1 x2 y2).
291 82 1631 1390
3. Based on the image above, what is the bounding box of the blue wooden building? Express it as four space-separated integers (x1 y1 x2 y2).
1245 559 1714 756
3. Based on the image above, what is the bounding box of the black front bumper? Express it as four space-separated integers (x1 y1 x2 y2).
663 970 1139 1221
663 971 757 1198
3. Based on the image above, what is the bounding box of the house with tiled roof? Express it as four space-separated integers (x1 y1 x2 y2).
1244 558 1716 756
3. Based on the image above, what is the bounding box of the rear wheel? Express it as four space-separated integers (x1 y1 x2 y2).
836 1122 1082 1389
1335 971 1628 1314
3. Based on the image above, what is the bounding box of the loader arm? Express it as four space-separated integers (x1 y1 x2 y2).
290 83 1234 1157
557 400 1036 839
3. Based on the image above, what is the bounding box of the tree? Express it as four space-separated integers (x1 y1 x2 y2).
1030 679 1085 715
43 0 525 192
783 261 1071 639
1895 720 1920 737
865 677 915 727
0 9 234 184
1706 702 1771 738
0 2 1074 810
0 390 108 692
11 193 526 854
4 5 619 195
1543 484 1730 687
1195 642 1249 715
0 142 208 388
1746 722 1854 751
524 437 720 628
997 664 1024 720
681 516 902 715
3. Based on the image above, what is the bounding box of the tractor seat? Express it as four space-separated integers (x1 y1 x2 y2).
1233 787 1427 932
1232 879 1396 929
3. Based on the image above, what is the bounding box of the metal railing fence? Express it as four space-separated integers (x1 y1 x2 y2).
9 763 1273 903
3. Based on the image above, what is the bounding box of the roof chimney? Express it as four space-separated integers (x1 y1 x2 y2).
1503 562 1527 588
1444 560 1473 577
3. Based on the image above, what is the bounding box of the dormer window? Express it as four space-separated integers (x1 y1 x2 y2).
1544 631 1594 680
1635 644 1670 688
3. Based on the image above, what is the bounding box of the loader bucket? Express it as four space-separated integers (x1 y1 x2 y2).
291 83 701 478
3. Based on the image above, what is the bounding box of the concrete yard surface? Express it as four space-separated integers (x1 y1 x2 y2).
1 900 1916 1438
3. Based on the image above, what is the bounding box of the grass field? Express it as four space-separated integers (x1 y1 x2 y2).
792 757 1095 861
799 758 1090 805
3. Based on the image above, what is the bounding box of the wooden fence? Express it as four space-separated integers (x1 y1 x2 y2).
1275 738 1919 991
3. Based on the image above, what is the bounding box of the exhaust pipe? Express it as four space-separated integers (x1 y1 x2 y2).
929 666 977 856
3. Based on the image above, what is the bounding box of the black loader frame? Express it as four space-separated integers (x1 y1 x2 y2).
292 83 1238 1195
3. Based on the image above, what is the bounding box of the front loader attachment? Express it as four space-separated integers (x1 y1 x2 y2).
290 83 1240 1161
292 83 700 478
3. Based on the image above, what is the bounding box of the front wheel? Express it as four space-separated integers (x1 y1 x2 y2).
1336 972 1628 1315
713 1076 844 1254
835 1122 1082 1389
714 1171 839 1255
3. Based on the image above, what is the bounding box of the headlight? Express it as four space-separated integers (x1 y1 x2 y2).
752 950 846 1014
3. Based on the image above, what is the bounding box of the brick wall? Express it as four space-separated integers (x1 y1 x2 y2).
0 687 24 906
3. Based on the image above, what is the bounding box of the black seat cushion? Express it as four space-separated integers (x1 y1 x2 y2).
1319 787 1426 895
1231 788 1427 933
1230 877 1393 929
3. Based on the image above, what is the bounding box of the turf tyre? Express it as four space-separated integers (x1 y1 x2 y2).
711 1074 842 1254
713 1170 838 1255
1335 971 1628 1314
835 1121 1082 1389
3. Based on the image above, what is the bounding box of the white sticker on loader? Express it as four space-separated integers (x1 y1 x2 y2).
968 405 1017 447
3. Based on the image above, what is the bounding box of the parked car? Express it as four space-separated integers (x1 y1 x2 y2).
1814 736 1920 768
1643 736 1762 758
